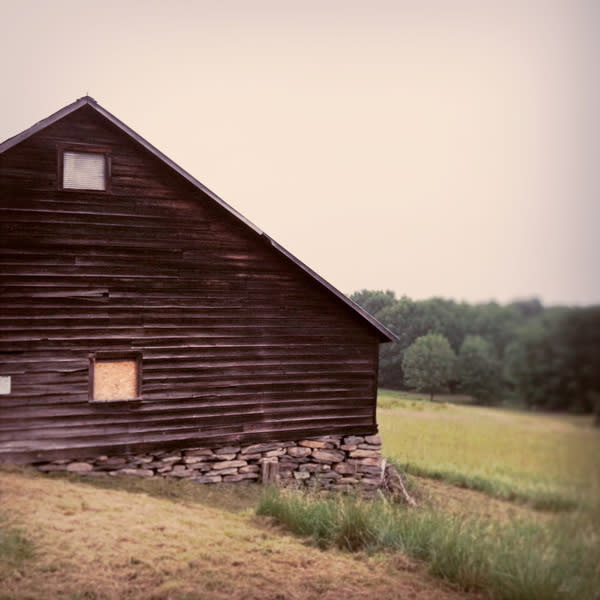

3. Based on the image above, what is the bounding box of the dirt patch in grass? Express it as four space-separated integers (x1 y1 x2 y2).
0 471 476 600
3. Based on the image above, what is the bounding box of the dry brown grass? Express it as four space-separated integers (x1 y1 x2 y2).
0 470 477 600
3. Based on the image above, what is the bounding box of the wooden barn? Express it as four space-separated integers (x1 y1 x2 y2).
0 97 396 485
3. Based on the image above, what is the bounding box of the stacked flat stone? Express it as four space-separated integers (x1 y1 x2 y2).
34 434 385 492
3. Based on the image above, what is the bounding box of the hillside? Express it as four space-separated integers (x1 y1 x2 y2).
0 469 470 600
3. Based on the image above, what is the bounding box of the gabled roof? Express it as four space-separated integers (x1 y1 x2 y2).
0 96 398 343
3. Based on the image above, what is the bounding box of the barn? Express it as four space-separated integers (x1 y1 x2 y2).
0 97 396 488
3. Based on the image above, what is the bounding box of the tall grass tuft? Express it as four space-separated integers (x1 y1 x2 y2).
257 488 600 600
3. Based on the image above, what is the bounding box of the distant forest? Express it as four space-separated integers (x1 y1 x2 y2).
350 290 600 415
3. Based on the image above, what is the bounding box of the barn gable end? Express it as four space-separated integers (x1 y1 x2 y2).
0 98 394 481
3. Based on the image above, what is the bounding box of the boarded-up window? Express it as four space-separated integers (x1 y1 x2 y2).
63 151 107 190
89 354 141 402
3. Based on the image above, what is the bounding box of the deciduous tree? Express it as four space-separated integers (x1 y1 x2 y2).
402 333 456 401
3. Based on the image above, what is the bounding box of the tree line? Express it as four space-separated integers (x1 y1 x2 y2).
350 290 600 415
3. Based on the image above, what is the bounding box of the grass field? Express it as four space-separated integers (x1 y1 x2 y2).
256 391 600 600
378 389 600 510
2 392 599 599
0 468 470 600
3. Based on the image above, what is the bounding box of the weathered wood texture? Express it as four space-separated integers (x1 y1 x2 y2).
0 105 380 463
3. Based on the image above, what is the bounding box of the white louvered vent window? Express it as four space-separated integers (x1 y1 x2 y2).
63 151 106 190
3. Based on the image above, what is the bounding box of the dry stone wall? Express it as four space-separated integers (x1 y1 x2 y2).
34 434 385 492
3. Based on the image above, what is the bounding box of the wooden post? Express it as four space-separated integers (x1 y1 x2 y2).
261 460 280 485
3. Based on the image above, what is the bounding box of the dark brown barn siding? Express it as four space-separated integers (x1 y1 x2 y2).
0 105 380 462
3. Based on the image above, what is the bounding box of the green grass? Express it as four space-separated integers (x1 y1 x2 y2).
0 514 34 566
378 389 600 510
257 488 600 600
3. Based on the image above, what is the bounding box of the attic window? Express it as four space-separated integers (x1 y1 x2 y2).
89 353 141 402
59 145 111 191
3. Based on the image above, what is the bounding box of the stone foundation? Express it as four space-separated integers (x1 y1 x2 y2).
33 434 385 492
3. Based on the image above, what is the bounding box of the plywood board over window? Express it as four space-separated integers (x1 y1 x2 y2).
89 353 141 402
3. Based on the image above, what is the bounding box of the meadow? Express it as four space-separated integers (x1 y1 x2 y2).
377 389 600 510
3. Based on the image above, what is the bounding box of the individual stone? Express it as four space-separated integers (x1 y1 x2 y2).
298 462 321 473
298 440 328 449
211 460 247 470
338 477 360 484
67 462 93 473
161 455 182 464
264 448 286 458
185 448 214 457
184 455 212 464
293 471 310 480
312 449 345 463
340 444 358 451
357 465 384 477
37 463 68 472
343 436 364 445
239 464 260 474
279 459 302 469
321 435 342 443
287 446 312 458
143 461 165 469
213 453 237 461
189 463 213 472
214 446 241 455
334 462 356 475
241 453 263 461
241 443 283 455
365 434 382 445
132 455 154 464
208 467 240 476
351 457 383 467
348 449 380 459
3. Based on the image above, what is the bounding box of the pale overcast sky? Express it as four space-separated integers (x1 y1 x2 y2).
1 0 598 306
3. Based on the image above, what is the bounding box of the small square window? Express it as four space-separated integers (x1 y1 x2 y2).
58 144 111 192
89 353 141 402
63 151 106 190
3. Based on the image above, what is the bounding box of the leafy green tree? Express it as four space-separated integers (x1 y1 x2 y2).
402 333 456 401
349 289 396 317
457 335 501 404
503 308 572 410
